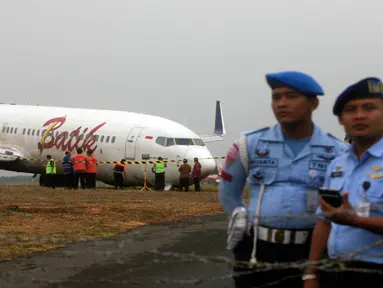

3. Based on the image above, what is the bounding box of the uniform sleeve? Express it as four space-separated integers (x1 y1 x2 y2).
218 139 248 216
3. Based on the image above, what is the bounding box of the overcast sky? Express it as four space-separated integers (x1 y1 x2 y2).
0 0 382 176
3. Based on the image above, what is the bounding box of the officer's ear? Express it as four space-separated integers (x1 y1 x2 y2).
310 96 319 111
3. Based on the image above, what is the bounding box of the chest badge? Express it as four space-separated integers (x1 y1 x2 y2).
256 149 269 157
368 173 383 179
371 166 383 172
324 147 334 153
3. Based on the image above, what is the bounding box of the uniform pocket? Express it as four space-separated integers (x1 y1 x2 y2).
328 177 346 191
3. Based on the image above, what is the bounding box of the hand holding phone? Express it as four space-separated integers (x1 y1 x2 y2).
318 188 342 208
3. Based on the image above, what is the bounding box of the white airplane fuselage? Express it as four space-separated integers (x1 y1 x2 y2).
0 104 219 187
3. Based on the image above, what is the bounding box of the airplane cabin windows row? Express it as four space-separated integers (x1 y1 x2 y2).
1 126 117 144
155 136 205 147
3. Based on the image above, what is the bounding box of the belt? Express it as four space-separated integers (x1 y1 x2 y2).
257 226 310 245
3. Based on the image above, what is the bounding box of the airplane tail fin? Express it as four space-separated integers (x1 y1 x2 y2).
199 100 226 143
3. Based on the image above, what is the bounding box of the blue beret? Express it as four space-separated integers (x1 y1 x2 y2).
333 77 383 116
265 71 324 96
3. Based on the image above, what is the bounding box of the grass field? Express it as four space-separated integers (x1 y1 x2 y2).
0 183 228 260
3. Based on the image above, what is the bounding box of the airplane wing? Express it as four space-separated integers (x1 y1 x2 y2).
0 146 24 162
199 100 226 143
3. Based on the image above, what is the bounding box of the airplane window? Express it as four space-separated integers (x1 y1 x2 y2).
23 128 26 135
10 128 13 134
37 130 40 137
14 128 17 134
6 127 9 133
32 129 35 136
100 135 104 142
2 127 5 132
95 135 99 142
27 129 30 135
106 136 110 143
111 136 116 143
175 138 194 145
166 138 175 146
193 138 205 146
156 137 166 146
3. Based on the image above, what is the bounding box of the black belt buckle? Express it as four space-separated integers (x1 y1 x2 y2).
274 229 285 243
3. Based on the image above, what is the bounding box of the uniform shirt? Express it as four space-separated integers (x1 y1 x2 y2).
62 156 74 174
179 164 191 178
191 162 202 178
219 123 347 230
316 137 383 264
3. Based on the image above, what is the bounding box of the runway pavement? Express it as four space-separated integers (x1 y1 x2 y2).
0 214 235 288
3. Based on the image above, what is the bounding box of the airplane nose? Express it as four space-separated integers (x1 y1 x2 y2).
186 148 216 178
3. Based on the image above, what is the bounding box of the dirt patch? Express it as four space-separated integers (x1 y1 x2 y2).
0 183 231 260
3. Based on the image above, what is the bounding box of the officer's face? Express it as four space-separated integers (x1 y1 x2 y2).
271 87 318 124
339 98 383 138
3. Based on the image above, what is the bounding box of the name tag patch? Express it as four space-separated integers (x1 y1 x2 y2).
309 160 328 171
330 171 343 178
254 158 278 167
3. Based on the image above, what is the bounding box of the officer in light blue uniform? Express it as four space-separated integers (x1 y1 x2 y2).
219 71 347 288
305 77 383 288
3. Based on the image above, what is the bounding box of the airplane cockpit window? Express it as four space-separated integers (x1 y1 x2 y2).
193 138 205 146
156 136 166 146
111 136 116 143
174 138 194 145
166 138 175 146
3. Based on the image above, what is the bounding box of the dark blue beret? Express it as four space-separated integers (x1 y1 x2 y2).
265 71 324 96
333 77 383 116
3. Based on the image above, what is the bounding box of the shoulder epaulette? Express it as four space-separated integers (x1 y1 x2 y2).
326 133 343 143
241 127 270 137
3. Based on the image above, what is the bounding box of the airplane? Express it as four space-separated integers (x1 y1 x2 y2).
0 101 225 189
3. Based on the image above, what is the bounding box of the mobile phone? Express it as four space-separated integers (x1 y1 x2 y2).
318 188 342 208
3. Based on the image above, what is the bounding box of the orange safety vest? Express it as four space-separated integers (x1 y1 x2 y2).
113 163 126 173
73 154 87 171
87 156 97 173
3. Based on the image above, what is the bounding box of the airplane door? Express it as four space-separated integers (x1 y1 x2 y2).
0 123 9 142
125 127 143 160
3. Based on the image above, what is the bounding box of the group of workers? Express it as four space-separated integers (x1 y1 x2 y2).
219 71 383 287
44 148 98 189
44 151 202 191
150 156 202 191
44 148 128 190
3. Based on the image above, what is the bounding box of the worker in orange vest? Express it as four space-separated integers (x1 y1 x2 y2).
86 150 98 189
73 147 88 189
